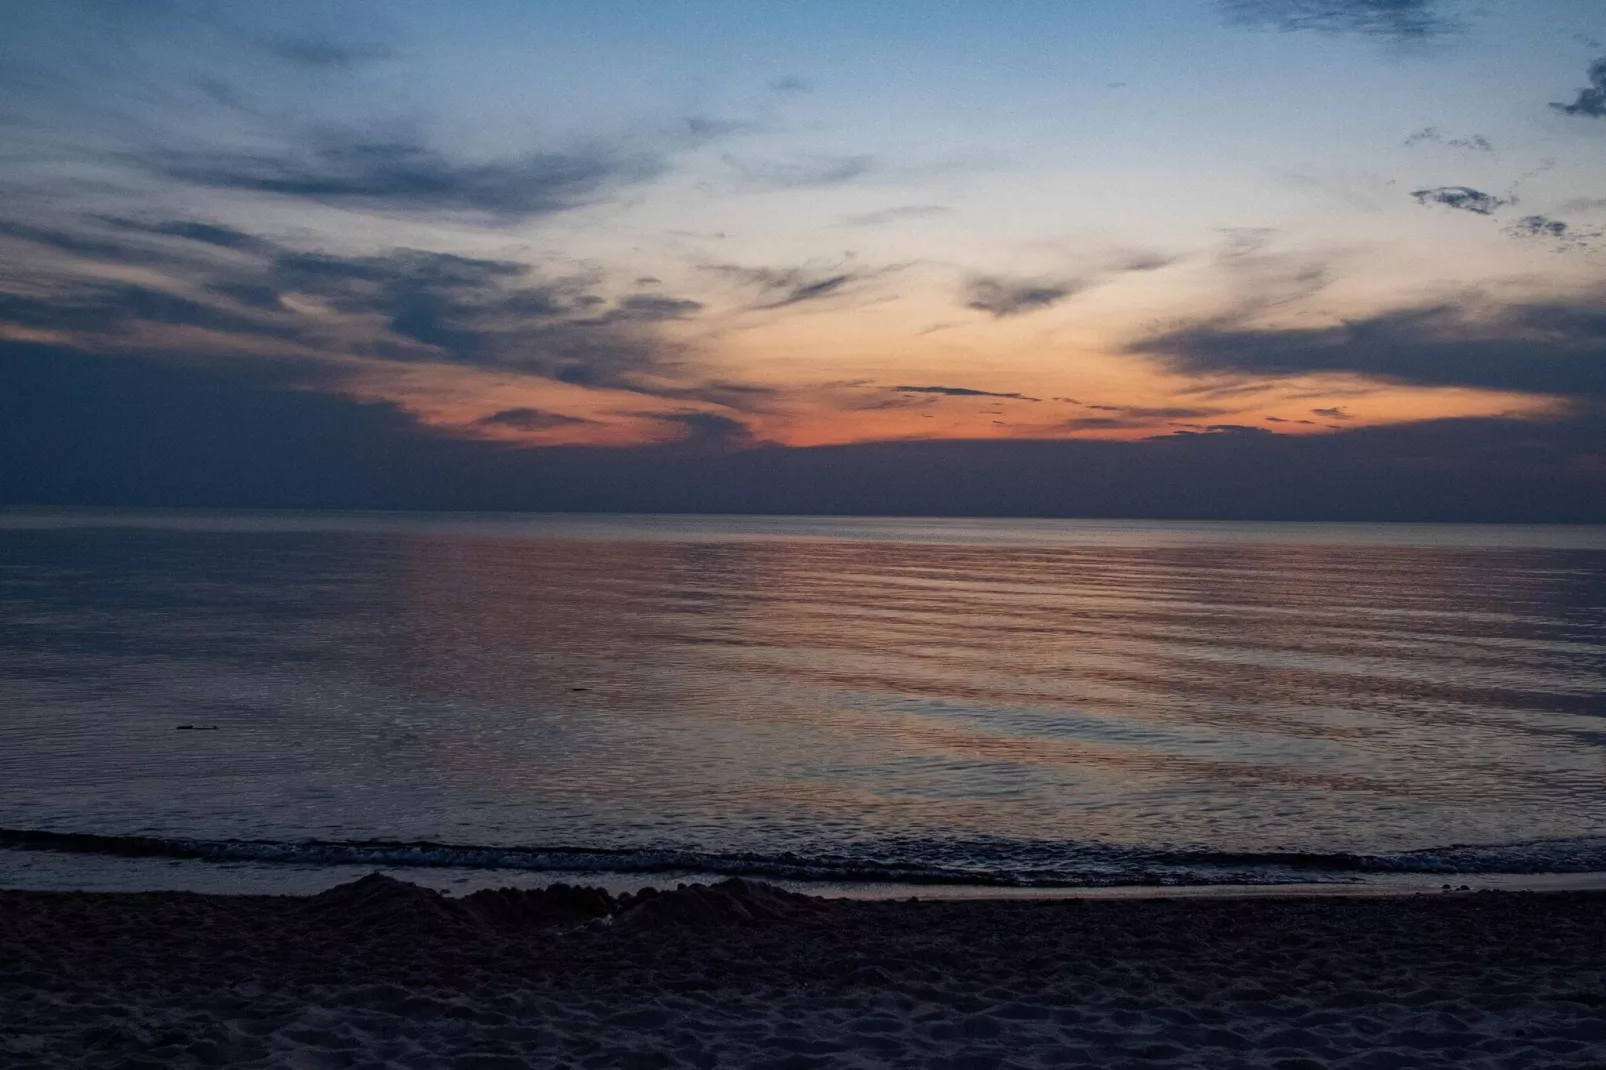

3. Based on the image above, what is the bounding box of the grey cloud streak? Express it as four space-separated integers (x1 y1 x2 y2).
963 276 1078 318
1134 291 1606 400
893 385 1042 401
841 205 951 227
1218 0 1459 39
149 136 662 221
637 410 759 448
476 407 594 431
722 153 876 190
961 255 1172 319
706 262 890 311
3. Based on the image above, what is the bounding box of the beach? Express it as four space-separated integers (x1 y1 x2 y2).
3 875 1604 1069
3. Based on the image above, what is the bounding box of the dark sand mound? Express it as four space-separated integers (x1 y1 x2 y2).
302 872 472 932
460 880 617 929
301 873 818 935
613 877 821 929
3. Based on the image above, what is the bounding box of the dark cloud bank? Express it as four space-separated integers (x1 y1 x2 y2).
1136 292 1606 399
1552 56 1606 119
4 343 1602 522
0 214 729 400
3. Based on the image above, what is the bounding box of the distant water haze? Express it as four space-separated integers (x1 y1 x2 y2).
1 511 1604 894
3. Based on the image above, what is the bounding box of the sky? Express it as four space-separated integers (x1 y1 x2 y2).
2 0 1605 519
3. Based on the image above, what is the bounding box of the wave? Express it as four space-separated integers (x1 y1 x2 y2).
6 827 1606 888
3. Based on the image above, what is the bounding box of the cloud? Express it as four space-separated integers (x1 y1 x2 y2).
1057 405 1226 432
0 214 274 270
1403 127 1492 151
266 37 392 70
640 409 758 448
1310 406 1353 419
962 275 1078 318
0 220 151 262
1551 56 1606 119
603 294 706 321
0 280 293 340
1061 416 1140 431
893 385 1042 401
959 255 1171 319
1134 290 1606 399
0 7 714 231
1503 214 1600 250
262 247 708 389
762 275 854 308
1218 0 1457 39
1086 404 1225 419
149 135 662 221
721 153 876 190
1161 424 1278 438
101 217 268 251
0 220 718 398
840 205 951 227
475 407 594 431
706 262 886 311
1410 186 1509 215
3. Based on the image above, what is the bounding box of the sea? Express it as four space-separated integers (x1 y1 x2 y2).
2 509 1604 898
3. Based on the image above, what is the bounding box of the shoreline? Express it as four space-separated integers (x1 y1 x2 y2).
8 844 1606 902
5 874 1605 1067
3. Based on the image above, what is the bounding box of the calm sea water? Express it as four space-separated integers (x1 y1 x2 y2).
2 510 1605 895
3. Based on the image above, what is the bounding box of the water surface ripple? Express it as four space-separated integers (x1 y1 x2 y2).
2 511 1603 892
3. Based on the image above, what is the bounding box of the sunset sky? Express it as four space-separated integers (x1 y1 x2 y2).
3 0 1605 517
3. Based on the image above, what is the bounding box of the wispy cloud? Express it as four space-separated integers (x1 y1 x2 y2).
149 135 662 221
101 217 270 252
962 276 1079 318
721 153 875 190
706 261 890 311
266 37 393 71
0 217 723 399
892 385 1042 401
1218 0 1459 40
959 254 1172 319
1082 404 1225 419
475 407 594 431
1410 186 1509 215
1403 127 1492 151
840 205 951 228
0 279 295 341
1503 214 1601 250
638 409 759 448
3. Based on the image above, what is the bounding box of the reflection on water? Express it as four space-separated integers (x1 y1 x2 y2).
1 511 1604 889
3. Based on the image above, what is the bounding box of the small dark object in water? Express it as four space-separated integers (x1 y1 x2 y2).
175 725 219 731
570 687 590 692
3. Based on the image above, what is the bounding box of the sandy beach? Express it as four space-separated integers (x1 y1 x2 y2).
2 875 1604 1068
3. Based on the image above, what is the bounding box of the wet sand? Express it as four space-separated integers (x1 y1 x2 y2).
3 875 1604 1068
